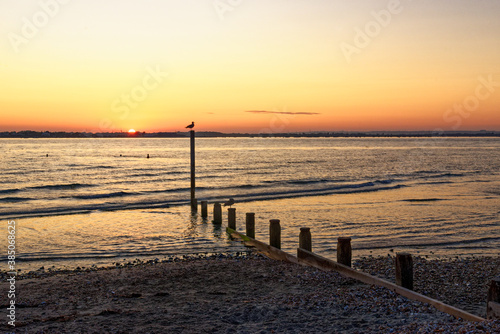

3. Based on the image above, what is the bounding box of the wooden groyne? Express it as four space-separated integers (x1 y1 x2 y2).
215 206 491 322
227 227 298 264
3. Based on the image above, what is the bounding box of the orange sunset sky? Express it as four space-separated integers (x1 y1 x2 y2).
1 0 499 133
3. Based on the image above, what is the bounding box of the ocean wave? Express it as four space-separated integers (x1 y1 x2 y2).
402 198 444 202
201 181 404 205
73 191 139 200
29 183 94 190
352 237 500 250
89 165 117 169
0 188 20 194
426 173 464 179
0 181 404 219
0 197 34 203
234 184 259 189
288 179 334 185
128 171 186 178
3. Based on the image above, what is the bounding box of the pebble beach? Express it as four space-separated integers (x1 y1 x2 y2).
1 253 499 333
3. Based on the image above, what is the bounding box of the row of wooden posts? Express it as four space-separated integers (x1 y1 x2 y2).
198 202 416 290
189 134 499 320
195 201 499 321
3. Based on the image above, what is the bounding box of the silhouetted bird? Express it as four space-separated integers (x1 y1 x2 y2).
223 198 235 208
185 122 195 129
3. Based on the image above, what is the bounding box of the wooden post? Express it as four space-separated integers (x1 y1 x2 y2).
190 130 196 212
269 219 281 249
337 237 352 267
395 252 413 290
191 198 197 213
299 227 312 252
213 202 222 224
228 208 236 230
201 200 208 218
246 213 255 239
487 277 500 319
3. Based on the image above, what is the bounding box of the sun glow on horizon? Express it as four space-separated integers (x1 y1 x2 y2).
128 129 136 133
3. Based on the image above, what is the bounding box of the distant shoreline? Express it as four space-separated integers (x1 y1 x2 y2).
1 130 499 138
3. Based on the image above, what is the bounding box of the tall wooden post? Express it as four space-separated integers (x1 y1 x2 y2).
487 277 500 319
246 213 255 239
299 227 312 252
395 252 414 290
190 130 196 212
201 200 208 218
228 208 236 230
269 219 281 249
213 202 222 224
337 237 352 267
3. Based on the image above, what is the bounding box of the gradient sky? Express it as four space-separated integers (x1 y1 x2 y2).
1 0 499 133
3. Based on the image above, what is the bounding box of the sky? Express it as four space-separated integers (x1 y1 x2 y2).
1 0 499 133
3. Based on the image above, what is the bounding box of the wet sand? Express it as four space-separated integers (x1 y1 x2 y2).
1 254 499 333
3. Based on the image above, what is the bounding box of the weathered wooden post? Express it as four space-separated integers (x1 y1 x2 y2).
228 208 236 230
190 130 197 212
337 237 352 267
246 213 255 239
269 219 281 249
213 202 222 224
395 252 413 290
487 277 500 319
191 198 198 213
201 200 208 218
299 227 312 252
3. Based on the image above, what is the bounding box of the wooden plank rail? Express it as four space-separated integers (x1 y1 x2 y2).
226 225 485 322
296 248 485 322
226 228 299 264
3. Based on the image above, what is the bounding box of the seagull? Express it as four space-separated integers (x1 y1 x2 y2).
223 198 235 208
185 122 195 129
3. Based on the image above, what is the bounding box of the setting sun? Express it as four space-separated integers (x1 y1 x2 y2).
128 129 136 133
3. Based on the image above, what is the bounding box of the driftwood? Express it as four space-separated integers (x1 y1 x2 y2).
297 248 485 322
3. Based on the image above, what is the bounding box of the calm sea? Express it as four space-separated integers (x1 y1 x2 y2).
0 137 499 270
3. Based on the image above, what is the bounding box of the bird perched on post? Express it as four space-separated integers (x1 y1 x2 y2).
223 198 235 208
185 122 195 129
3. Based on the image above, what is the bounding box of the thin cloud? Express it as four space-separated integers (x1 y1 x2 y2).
245 110 320 115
